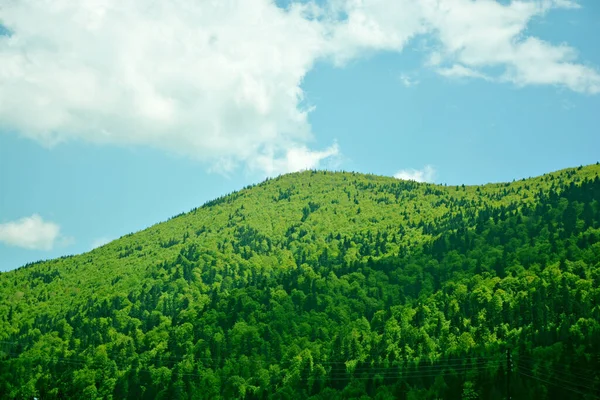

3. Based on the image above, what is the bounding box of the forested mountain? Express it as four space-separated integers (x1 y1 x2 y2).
1 164 600 399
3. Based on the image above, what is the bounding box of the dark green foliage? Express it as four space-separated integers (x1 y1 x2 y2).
1 165 600 399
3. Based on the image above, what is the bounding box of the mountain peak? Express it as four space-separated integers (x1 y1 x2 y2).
1 163 600 398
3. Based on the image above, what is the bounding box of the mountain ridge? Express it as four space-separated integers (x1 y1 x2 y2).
12 163 599 270
3 164 600 322
1 163 600 399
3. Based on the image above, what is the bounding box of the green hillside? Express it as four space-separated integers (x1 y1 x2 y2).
1 164 600 399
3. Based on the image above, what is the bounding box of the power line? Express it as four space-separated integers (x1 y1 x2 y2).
318 359 499 369
326 362 503 374
327 362 502 374
1 350 502 381
516 354 599 375
313 354 500 364
518 370 600 399
517 363 599 394
1 350 500 371
516 359 599 386
296 365 503 382
1 342 500 368
4 341 598 397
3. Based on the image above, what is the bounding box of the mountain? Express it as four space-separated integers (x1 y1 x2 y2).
1 164 600 399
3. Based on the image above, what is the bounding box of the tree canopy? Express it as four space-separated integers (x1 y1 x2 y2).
1 165 600 399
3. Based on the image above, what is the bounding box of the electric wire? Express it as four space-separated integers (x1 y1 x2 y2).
516 359 599 386
517 354 599 375
518 369 600 399
517 363 598 394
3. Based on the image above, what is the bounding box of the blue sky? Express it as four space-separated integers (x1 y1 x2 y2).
1 0 599 271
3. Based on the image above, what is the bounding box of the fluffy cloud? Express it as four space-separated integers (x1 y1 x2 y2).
0 0 597 175
423 0 599 92
0 214 61 250
0 0 333 174
436 64 492 81
251 143 340 177
331 0 599 93
399 73 420 87
394 165 436 183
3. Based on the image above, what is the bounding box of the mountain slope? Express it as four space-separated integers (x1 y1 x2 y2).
1 164 600 399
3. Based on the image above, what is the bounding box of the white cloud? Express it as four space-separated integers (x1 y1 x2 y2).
329 0 598 92
399 73 420 87
0 0 597 175
0 0 336 175
322 0 429 65
252 142 340 177
436 64 492 81
90 237 112 250
419 0 599 93
394 165 436 183
0 214 61 250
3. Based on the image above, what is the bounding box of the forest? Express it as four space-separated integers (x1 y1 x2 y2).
1 164 600 399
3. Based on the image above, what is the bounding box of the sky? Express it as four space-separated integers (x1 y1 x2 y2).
1 0 599 271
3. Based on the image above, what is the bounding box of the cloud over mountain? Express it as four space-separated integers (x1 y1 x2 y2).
0 0 597 175
0 214 61 250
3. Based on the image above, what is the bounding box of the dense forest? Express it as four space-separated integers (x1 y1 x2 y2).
1 164 600 399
